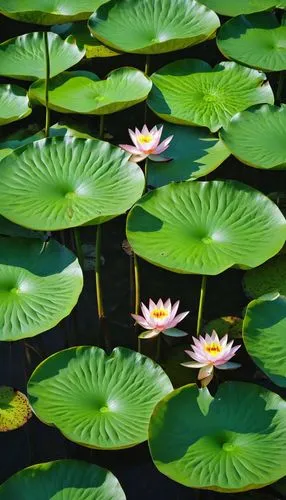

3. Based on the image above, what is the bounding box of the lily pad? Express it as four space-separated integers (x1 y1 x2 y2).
52 22 121 57
147 123 230 187
88 0 220 55
0 84 31 126
217 13 286 72
28 346 173 449
0 460 126 499
29 68 152 115
0 387 32 432
0 32 85 81
243 293 286 387
149 382 286 491
0 216 45 240
199 0 277 16
0 237 83 341
148 60 274 132
243 255 286 298
220 104 286 169
0 1 108 25
0 137 145 231
126 180 286 275
205 316 242 339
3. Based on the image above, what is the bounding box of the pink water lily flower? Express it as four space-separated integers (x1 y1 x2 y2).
181 330 241 386
119 125 173 163
131 298 189 334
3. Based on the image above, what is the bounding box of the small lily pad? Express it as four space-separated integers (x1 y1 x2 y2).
148 60 274 132
0 32 85 81
28 346 173 449
29 68 152 115
0 84 31 126
199 0 277 16
243 254 286 298
0 386 32 432
0 460 126 499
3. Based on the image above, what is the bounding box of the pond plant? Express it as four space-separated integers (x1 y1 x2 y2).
0 0 285 498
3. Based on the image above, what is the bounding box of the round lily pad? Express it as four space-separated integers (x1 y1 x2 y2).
243 255 286 298
217 13 286 72
28 346 173 449
147 123 230 188
205 316 242 339
126 180 286 275
149 382 286 491
0 460 126 499
148 60 274 132
0 237 83 341
88 0 220 55
243 293 286 387
0 137 145 231
0 32 85 81
220 104 286 169
0 387 32 432
199 0 277 16
0 84 31 126
29 68 152 115
0 0 108 25
52 22 121 58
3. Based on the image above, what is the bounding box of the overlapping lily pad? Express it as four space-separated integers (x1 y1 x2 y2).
29 68 152 115
243 255 286 298
0 460 126 499
243 293 286 387
0 84 31 126
220 104 286 169
0 137 145 230
52 22 121 57
149 382 286 491
199 0 278 16
0 387 32 431
0 0 108 25
0 32 85 81
28 346 173 449
148 60 274 132
217 13 286 72
88 0 220 55
126 181 286 275
147 123 230 187
205 316 242 339
0 237 83 341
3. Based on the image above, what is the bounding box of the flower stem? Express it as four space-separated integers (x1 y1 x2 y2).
134 252 140 316
155 334 161 362
137 336 142 354
95 224 104 320
99 115 105 139
276 70 285 104
43 31 50 138
196 275 207 336
73 228 84 269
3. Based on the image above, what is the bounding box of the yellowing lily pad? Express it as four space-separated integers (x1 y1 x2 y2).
0 386 32 432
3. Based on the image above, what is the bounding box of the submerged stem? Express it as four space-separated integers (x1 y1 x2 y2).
95 224 104 320
73 228 84 269
43 31 50 138
99 115 105 139
196 275 207 336
155 334 161 362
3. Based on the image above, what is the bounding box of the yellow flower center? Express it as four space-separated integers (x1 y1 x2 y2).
205 342 222 356
138 134 153 144
150 308 169 319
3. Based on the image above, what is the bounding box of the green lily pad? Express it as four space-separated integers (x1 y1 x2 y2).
0 84 31 126
126 180 286 275
0 387 32 432
0 137 145 231
0 32 85 81
199 0 277 16
52 21 121 57
0 1 108 25
243 255 286 298
0 237 83 341
0 216 45 240
88 0 220 55
149 382 286 491
28 346 173 449
29 68 152 115
147 123 230 187
217 13 286 72
243 293 286 387
0 460 126 499
148 60 274 132
220 104 286 169
205 316 242 339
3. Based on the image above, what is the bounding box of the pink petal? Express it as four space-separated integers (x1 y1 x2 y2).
149 298 157 310
130 153 148 163
131 314 152 330
119 144 141 155
167 311 189 328
154 135 173 154
185 351 207 363
142 124 150 135
181 361 207 368
157 298 164 309
198 365 213 380
128 128 139 148
164 298 171 311
141 302 151 322
152 126 164 150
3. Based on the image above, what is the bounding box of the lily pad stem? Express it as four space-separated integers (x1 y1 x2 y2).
99 115 105 139
95 224 104 320
43 31 50 138
73 228 84 269
134 253 140 316
196 275 207 336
